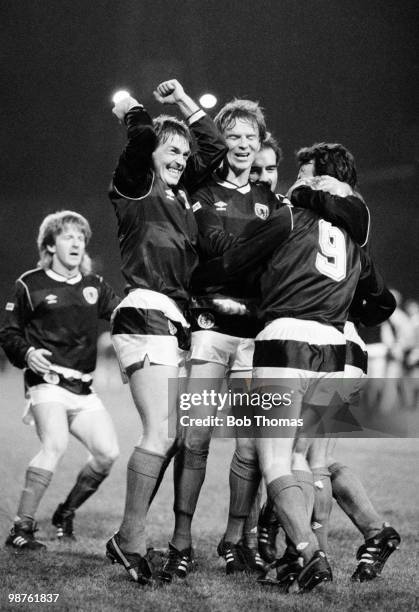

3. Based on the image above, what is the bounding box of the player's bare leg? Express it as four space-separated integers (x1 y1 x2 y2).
106 360 178 582
52 408 119 539
6 402 69 550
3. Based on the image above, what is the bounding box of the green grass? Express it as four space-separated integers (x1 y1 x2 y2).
0 367 418 611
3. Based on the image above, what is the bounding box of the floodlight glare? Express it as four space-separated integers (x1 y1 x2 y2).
199 93 217 109
112 90 130 104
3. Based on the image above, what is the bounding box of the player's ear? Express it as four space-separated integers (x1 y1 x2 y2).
46 244 56 254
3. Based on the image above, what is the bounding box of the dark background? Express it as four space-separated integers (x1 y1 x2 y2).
1 0 418 301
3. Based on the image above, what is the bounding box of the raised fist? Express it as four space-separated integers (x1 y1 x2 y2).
153 80 185 105
112 95 140 121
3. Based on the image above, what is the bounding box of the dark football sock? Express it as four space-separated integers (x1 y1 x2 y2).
267 474 318 564
17 467 53 523
148 439 179 507
172 445 209 550
311 467 333 552
61 462 108 513
292 469 315 517
243 485 262 549
224 451 260 544
119 447 165 554
260 496 279 525
329 462 381 540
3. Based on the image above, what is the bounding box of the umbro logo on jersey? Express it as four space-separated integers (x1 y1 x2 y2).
254 203 270 220
192 201 202 212
83 287 98 305
5 302 15 311
45 294 58 305
214 201 228 211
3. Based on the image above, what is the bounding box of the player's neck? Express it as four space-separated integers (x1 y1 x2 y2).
224 167 250 188
51 261 80 280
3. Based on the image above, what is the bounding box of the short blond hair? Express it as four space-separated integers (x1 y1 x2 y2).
215 99 267 142
37 210 92 274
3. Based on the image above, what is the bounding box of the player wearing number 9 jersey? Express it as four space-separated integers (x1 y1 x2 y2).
193 193 389 590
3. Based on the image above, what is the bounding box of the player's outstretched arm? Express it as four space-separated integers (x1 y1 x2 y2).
154 79 227 192
111 94 157 199
193 206 293 290
289 177 370 247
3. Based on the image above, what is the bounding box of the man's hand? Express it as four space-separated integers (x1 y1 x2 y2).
153 79 186 105
112 95 141 121
287 175 353 199
26 348 53 375
313 175 353 197
212 298 248 316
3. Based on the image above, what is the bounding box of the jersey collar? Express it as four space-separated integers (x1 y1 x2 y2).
215 178 251 194
46 269 82 285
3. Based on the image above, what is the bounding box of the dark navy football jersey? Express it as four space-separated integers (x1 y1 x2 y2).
258 208 361 330
0 268 120 372
191 176 279 302
109 107 226 309
192 176 280 259
193 206 362 331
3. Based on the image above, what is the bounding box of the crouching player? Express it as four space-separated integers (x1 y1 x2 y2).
0 211 120 550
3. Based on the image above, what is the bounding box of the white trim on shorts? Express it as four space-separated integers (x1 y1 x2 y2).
111 288 188 377
24 383 105 426
190 330 254 372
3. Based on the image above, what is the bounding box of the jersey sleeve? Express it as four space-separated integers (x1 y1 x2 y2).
182 114 227 193
353 250 396 326
192 189 237 259
192 206 293 290
290 184 370 246
97 278 121 321
0 280 33 368
110 106 157 199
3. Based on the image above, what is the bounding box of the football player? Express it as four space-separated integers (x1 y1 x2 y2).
0 211 120 550
105 80 227 584
249 133 283 194
164 100 279 580
192 140 400 590
257 143 399 584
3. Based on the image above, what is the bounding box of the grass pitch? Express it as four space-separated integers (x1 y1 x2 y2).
0 367 418 612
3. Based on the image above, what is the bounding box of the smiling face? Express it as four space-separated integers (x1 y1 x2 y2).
223 118 261 179
48 223 86 275
250 146 278 193
152 133 190 187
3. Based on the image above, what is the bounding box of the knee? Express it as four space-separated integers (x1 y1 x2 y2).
41 438 68 462
294 437 310 455
235 438 257 462
93 445 120 472
183 428 211 454
140 429 176 456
